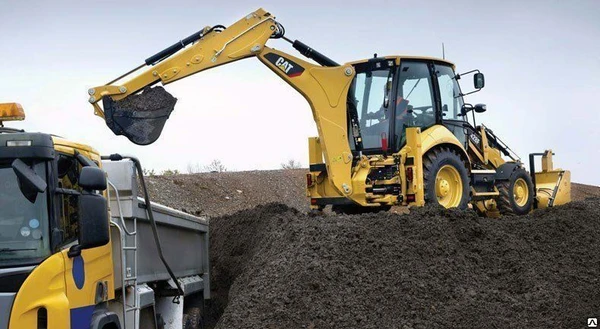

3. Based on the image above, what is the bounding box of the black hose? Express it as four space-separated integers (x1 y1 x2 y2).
103 153 184 302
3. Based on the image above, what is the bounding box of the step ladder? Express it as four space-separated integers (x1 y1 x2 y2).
108 180 139 329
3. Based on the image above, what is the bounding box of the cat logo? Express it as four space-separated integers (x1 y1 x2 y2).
275 57 294 74
264 53 305 77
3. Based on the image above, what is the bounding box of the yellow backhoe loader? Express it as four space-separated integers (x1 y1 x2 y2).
87 8 570 216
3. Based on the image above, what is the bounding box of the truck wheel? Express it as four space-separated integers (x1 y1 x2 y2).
496 168 534 216
423 147 470 209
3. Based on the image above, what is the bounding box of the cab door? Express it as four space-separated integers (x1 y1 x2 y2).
54 151 114 328
392 60 437 151
434 64 468 147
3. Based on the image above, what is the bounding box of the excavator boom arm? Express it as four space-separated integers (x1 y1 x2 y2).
88 8 358 198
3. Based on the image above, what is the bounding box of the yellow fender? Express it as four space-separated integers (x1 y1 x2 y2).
420 125 470 166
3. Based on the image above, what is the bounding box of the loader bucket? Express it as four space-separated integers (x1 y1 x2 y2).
103 86 177 145
534 169 571 208
530 151 571 208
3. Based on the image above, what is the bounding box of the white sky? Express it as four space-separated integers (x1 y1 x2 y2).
1 0 599 185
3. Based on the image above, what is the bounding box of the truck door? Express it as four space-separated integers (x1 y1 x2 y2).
56 152 114 328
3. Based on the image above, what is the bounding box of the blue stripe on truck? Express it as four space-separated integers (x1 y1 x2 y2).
70 305 94 329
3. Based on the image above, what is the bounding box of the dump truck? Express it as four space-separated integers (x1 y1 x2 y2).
0 103 209 329
87 8 570 216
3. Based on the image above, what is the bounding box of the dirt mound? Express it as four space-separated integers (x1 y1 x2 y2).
146 170 599 217
146 169 308 217
573 183 600 201
208 199 600 329
145 170 600 327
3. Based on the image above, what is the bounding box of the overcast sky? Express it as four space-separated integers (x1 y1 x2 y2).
1 0 599 185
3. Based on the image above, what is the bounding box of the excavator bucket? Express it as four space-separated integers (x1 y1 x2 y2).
103 86 177 145
530 151 571 208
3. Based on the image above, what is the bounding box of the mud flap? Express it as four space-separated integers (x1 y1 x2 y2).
103 86 177 145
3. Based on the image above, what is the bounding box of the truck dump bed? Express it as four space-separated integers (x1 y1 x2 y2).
103 160 210 298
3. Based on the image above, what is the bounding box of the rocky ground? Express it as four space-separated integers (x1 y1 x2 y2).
145 169 308 217
146 172 597 217
146 171 600 329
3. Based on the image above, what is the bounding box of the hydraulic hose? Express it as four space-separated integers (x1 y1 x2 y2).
102 153 184 302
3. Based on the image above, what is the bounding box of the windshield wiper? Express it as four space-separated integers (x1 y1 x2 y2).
0 248 37 253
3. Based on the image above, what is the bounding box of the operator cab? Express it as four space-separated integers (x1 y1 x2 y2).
347 56 485 155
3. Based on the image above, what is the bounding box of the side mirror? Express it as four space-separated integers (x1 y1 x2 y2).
456 69 484 97
11 159 47 203
474 73 485 89
474 103 487 113
67 167 109 258
79 167 107 191
68 194 109 258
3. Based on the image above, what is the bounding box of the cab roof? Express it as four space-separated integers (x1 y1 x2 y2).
52 136 100 157
346 55 455 69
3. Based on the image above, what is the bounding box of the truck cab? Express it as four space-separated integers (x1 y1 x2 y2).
0 103 114 328
0 103 210 329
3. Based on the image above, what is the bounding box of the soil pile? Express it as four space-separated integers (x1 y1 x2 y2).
208 199 600 329
146 169 308 217
147 172 598 218
114 86 177 112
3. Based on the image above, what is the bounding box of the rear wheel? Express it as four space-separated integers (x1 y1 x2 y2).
423 147 470 209
496 168 534 216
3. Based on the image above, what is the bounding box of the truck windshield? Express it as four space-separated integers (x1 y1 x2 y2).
0 161 51 266
350 66 394 150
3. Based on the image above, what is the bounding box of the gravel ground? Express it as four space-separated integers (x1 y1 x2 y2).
145 169 308 217
145 170 600 328
146 172 598 217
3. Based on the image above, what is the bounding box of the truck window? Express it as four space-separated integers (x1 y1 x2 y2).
57 154 81 244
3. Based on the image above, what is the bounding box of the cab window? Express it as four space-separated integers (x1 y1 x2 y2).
352 67 394 150
436 65 464 121
57 154 80 243
394 61 435 149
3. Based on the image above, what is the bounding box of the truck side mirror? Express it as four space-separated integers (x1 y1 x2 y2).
68 167 109 258
77 193 109 250
11 159 47 203
79 167 107 191
474 73 485 89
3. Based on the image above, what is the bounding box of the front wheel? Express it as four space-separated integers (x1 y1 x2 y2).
496 168 534 216
423 147 470 209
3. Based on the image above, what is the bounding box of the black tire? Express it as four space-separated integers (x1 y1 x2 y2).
496 168 534 216
423 147 470 209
